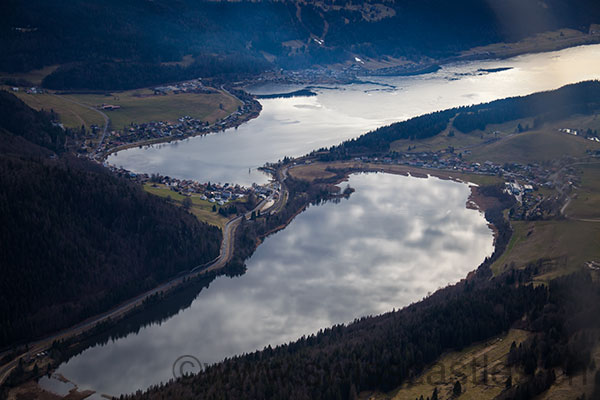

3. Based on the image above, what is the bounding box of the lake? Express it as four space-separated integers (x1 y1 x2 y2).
107 44 600 186
44 44 600 397
48 173 494 396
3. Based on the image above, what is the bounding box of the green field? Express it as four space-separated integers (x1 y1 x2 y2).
63 89 241 131
390 128 484 154
390 118 537 155
466 129 600 164
5 85 241 132
143 184 238 229
565 163 600 220
6 90 106 129
492 219 600 280
390 116 600 165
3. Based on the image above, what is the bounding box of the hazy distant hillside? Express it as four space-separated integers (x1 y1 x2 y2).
2 0 599 75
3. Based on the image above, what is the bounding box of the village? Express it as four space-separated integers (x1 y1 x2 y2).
324 141 595 221
107 164 279 210
104 116 210 147
8 78 262 159
349 149 554 189
152 79 218 95
97 85 261 156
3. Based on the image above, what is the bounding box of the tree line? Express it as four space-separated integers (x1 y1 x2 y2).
42 55 270 91
452 80 600 133
322 80 600 159
125 266 546 400
0 91 222 349
4 0 600 79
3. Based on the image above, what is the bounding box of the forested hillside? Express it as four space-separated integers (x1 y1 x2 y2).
127 267 600 400
0 92 222 348
0 91 66 152
322 80 600 158
41 56 270 91
2 0 599 88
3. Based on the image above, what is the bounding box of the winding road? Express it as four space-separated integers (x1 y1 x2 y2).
0 190 279 386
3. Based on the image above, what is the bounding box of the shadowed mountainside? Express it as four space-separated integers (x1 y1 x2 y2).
0 91 222 348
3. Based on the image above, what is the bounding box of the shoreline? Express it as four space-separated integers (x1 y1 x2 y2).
292 161 501 213
2 161 511 398
286 161 505 247
97 91 262 162
100 39 600 163
6 38 593 395
246 33 600 86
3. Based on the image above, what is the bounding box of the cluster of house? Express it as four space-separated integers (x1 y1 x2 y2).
560 127 600 142
24 350 48 363
505 181 534 199
353 151 507 175
586 261 600 271
354 146 589 221
106 116 210 146
283 66 355 83
102 90 260 151
11 86 43 94
255 65 357 85
153 79 216 95
354 149 562 196
106 166 279 208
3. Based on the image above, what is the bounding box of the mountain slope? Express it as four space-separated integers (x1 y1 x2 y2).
0 92 222 348
2 0 599 77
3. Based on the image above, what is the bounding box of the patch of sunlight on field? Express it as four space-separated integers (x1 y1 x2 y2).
467 129 600 165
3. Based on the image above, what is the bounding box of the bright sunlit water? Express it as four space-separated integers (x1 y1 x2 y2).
107 44 600 186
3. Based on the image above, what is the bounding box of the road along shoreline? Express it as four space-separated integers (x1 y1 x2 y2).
1 159 515 400
0 192 274 387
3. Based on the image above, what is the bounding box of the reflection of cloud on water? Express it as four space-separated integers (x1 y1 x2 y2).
67 43 600 396
56 173 494 396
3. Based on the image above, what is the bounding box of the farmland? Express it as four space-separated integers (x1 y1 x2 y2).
61 89 241 132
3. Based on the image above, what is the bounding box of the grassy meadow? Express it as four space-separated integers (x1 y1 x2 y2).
8 91 106 129
62 89 241 131
3 84 241 132
143 183 239 229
